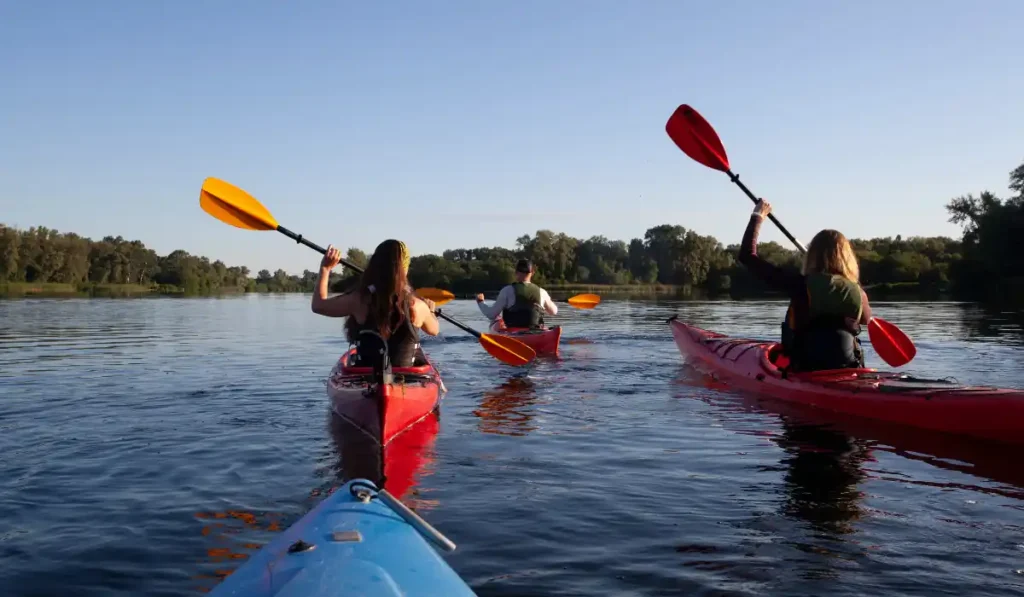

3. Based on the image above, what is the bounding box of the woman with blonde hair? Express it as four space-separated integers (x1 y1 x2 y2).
311 239 439 368
738 199 872 371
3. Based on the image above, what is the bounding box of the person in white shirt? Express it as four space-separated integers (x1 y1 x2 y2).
475 259 558 329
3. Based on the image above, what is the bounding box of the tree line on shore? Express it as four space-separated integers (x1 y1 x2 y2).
2 160 1021 301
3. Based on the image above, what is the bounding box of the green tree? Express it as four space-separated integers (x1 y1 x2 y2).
346 248 368 270
0 225 21 281
627 238 657 283
946 161 1024 299
643 224 687 284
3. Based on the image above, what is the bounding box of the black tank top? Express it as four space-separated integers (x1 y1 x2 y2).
348 299 419 368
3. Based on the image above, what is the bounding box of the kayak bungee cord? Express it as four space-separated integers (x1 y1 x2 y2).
348 479 457 552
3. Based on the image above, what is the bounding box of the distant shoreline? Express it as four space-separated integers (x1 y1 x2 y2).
0 281 950 301
0 282 225 298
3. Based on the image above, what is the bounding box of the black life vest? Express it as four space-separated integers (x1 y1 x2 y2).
501 282 543 329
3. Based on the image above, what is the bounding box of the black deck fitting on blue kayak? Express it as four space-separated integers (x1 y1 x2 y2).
349 479 379 503
287 539 315 554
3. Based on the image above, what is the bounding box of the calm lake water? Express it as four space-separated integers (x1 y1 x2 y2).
2 296 1024 596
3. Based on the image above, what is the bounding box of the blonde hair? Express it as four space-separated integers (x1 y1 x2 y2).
397 240 410 274
802 229 859 283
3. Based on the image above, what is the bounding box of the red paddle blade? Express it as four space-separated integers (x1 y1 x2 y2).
868 317 916 367
665 104 730 172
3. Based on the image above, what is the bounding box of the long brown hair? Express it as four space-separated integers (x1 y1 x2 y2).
802 229 860 283
345 239 412 341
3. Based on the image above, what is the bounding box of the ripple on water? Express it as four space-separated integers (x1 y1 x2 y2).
2 297 1024 596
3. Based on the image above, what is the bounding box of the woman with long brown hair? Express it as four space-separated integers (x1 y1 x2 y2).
311 239 438 367
738 199 873 372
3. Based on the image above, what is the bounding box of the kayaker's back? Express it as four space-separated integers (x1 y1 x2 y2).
738 200 870 372
780 272 865 371
501 281 545 328
475 258 558 329
346 307 422 369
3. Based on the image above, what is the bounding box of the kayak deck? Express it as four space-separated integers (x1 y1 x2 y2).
208 479 476 597
668 316 1024 444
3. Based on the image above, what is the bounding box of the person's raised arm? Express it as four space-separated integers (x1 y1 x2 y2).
737 199 804 295
311 245 356 317
412 297 440 336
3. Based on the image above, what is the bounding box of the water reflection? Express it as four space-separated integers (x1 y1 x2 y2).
677 366 1024 496
746 391 1024 496
192 508 285 590
563 337 595 345
685 369 871 538
956 302 1024 344
773 422 870 537
327 411 440 502
473 375 539 436
193 414 441 593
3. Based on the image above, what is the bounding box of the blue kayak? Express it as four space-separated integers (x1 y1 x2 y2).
209 479 476 596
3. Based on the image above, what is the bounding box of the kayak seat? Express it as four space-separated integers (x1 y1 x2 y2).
340 364 433 375
762 342 877 380
340 349 433 376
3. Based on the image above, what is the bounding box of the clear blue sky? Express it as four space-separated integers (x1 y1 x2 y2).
2 0 1022 274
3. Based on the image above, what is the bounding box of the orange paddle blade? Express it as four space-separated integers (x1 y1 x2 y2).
868 317 916 367
665 104 730 173
199 177 279 231
416 288 455 306
478 333 536 366
566 293 601 309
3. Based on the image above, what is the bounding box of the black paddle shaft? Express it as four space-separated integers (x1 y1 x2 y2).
276 225 366 272
726 171 807 254
434 309 482 338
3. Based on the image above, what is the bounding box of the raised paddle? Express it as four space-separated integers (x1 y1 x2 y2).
472 291 602 318
426 291 597 309
665 104 917 368
199 177 537 366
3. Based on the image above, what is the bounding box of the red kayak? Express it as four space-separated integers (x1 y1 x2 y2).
328 349 445 446
488 320 562 355
668 316 1024 445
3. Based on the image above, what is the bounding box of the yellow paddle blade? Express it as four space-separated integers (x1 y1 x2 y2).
479 333 536 366
415 288 455 306
199 177 279 231
566 293 601 309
